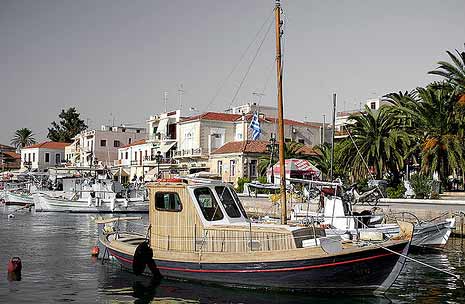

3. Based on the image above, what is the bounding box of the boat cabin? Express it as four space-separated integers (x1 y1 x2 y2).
147 179 324 253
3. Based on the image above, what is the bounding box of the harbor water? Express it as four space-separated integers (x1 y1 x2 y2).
1 206 465 303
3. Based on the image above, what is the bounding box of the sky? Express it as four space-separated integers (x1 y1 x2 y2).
1 0 465 145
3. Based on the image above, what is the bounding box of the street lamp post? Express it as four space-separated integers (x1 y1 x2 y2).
155 151 162 179
266 133 278 184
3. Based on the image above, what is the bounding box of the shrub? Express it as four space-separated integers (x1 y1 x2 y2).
236 177 251 193
386 183 406 199
410 173 432 199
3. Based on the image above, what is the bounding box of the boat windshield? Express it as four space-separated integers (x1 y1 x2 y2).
214 186 241 218
229 187 248 219
193 187 224 221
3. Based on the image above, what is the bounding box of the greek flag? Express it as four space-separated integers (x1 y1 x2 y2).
250 112 261 140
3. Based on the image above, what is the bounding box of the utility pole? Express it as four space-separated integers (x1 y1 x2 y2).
322 114 326 144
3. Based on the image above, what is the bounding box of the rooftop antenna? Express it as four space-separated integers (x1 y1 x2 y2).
178 84 185 111
252 92 265 104
163 91 168 113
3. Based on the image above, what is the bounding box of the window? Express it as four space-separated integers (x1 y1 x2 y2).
28 153 31 162
125 152 128 159
215 186 241 218
230 188 248 219
32 153 35 162
134 152 137 160
194 188 224 221
114 140 121 148
55 153 61 164
217 160 223 175
136 130 140 133
285 138 291 143
155 192 182 211
45 153 50 163
250 160 257 177
370 102 376 109
298 139 305 144
100 140 107 147
128 138 132 144
230 160 236 177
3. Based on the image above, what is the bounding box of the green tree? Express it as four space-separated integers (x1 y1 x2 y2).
10 128 36 148
338 105 414 181
47 107 87 142
257 141 305 176
407 83 465 181
429 44 465 94
307 143 332 180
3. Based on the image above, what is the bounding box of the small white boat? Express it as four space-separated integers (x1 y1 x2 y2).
33 192 148 213
319 195 455 248
3 190 34 206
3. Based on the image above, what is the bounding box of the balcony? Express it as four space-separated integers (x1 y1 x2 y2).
143 155 177 165
173 148 203 158
148 133 176 142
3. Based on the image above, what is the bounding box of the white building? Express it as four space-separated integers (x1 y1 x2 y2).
67 125 146 167
335 97 390 138
21 141 69 172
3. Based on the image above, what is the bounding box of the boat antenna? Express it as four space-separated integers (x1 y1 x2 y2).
329 93 336 181
275 0 287 225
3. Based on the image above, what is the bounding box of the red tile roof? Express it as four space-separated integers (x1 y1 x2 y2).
121 139 146 148
3 151 21 159
24 141 69 149
181 112 241 123
211 140 269 154
296 145 318 156
239 114 321 128
0 144 15 150
212 140 317 156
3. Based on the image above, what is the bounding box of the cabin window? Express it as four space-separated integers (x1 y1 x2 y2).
155 192 182 212
230 187 248 219
215 186 241 218
194 187 224 221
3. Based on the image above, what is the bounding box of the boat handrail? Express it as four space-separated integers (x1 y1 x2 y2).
95 216 142 224
287 177 341 187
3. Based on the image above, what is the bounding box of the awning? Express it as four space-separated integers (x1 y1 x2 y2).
157 141 176 155
157 118 169 137
112 168 130 177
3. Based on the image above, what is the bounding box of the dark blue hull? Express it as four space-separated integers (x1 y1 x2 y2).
106 241 409 293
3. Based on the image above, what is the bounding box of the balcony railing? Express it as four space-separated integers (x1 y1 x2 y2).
148 133 176 142
173 148 203 158
143 156 176 164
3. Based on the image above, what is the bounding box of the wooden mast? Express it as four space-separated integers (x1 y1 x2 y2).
275 0 287 225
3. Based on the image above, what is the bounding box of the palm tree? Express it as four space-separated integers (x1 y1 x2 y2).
11 128 36 149
257 141 305 176
406 83 465 181
306 143 332 180
429 44 465 94
338 106 414 181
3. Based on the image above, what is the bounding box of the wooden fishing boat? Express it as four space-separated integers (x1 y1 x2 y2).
97 178 413 294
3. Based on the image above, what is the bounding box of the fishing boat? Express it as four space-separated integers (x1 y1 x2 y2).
33 177 148 213
288 178 455 248
97 1 415 294
97 178 413 293
3 190 34 206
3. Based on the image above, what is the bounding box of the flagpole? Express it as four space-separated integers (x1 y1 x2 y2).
275 0 287 225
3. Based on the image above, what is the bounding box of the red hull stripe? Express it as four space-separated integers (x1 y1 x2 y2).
108 249 400 273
